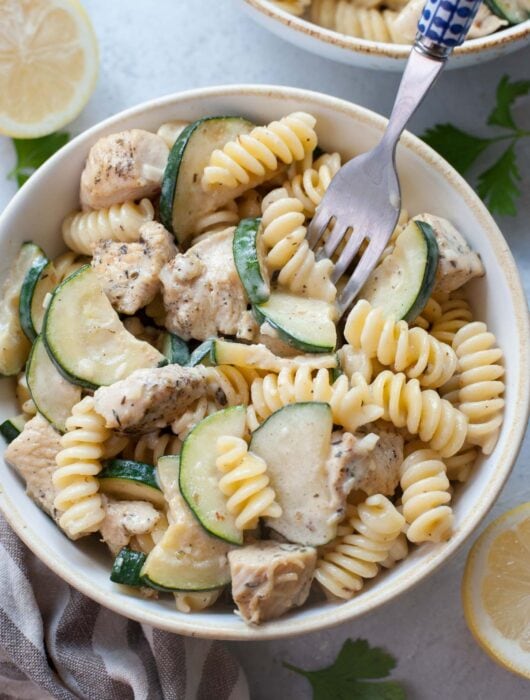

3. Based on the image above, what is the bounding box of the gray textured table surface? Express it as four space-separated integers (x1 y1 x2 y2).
0 2 529 698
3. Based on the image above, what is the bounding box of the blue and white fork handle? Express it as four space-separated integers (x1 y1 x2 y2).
381 0 482 151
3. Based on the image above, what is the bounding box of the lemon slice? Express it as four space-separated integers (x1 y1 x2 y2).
0 0 98 138
462 503 530 679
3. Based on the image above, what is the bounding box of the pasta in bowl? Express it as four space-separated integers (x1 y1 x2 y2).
0 85 528 640
242 0 530 70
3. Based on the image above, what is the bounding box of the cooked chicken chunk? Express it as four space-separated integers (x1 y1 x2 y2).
326 431 381 522
91 222 177 315
229 541 316 624
160 227 247 341
4 414 61 521
413 214 484 294
349 426 404 496
80 129 169 209
93 365 207 434
99 495 161 556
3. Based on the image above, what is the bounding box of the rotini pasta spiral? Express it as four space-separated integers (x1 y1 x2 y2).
261 188 336 302
445 445 479 483
194 201 239 237
345 300 458 388
202 112 317 189
284 152 341 217
62 198 155 255
430 292 473 346
216 436 282 530
171 395 219 441
315 496 405 599
205 365 261 408
247 367 383 432
400 445 453 543
369 370 468 457
311 0 400 42
53 396 110 539
451 322 504 455
123 431 182 465
380 532 409 569
413 296 443 331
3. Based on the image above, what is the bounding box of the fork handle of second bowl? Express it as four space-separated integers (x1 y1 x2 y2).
415 0 483 58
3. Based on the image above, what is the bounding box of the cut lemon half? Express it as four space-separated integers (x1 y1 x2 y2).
0 0 98 138
462 503 530 679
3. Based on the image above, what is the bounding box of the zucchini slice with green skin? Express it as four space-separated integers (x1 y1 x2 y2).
485 0 527 23
99 459 165 508
30 261 60 337
160 116 254 246
188 339 215 367
0 242 46 376
360 220 439 322
19 252 49 342
26 336 81 433
179 406 247 545
0 415 27 443
160 332 190 365
211 338 338 371
142 454 232 591
233 217 270 304
250 402 336 546
111 547 148 587
253 291 337 353
42 265 165 389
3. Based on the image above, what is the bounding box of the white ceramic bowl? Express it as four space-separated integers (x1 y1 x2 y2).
0 85 528 640
242 0 530 71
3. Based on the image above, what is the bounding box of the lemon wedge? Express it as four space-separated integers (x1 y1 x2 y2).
0 0 98 138
462 503 530 680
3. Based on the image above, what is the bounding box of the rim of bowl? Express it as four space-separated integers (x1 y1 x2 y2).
0 84 529 641
243 0 530 60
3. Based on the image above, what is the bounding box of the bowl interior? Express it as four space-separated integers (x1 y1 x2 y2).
242 0 530 70
0 85 528 640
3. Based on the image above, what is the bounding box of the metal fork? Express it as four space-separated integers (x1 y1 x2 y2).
307 0 483 319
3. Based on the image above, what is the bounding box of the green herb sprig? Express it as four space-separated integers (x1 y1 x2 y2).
8 132 70 187
422 76 530 216
284 638 407 699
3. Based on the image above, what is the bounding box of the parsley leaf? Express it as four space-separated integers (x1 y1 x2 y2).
8 132 70 187
487 75 530 131
421 124 492 175
284 638 407 700
477 143 521 216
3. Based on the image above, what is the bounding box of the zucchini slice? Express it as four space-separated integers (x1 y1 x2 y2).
111 547 148 587
485 0 527 23
160 116 254 246
26 336 81 433
142 454 232 591
211 338 338 371
99 459 166 508
233 217 270 304
19 251 49 342
179 406 247 545
254 291 337 353
0 242 46 376
250 402 336 546
360 219 439 322
0 415 27 443
160 332 190 366
42 265 165 389
188 339 215 367
29 261 60 337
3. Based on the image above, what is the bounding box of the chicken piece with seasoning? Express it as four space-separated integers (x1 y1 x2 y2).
91 222 177 315
93 365 208 434
4 414 62 522
80 129 169 209
99 495 161 556
160 227 248 341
